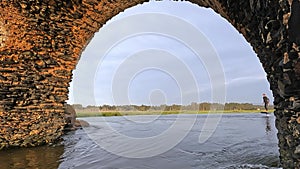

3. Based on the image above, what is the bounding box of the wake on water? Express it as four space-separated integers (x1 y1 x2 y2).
222 164 282 169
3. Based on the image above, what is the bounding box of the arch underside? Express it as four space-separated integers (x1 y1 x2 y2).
0 0 299 168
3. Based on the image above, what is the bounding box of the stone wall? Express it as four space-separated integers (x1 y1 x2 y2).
0 0 299 168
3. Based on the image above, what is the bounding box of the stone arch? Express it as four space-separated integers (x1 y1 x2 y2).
0 0 299 168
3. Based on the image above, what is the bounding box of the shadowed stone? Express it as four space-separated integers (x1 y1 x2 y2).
64 104 89 131
288 0 300 45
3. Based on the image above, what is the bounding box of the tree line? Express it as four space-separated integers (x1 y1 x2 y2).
72 102 272 112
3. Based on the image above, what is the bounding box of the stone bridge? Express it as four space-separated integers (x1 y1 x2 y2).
0 0 300 168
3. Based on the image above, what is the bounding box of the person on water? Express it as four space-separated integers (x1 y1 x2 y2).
262 93 270 111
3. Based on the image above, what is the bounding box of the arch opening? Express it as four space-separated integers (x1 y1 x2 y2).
68 0 277 165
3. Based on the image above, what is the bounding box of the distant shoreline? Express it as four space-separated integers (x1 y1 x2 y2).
76 110 274 117
71 102 274 117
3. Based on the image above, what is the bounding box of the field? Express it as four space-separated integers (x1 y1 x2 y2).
76 110 274 117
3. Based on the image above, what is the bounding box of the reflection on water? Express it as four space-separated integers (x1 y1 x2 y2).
0 113 281 169
0 145 64 169
265 116 272 133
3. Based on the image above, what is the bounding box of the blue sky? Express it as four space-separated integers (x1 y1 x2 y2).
68 1 272 106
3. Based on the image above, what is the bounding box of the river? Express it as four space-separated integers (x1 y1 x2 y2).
0 113 281 169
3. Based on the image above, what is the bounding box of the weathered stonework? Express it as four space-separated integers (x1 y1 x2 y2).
0 21 7 48
0 0 299 168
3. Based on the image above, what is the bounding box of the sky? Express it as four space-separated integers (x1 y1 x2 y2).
68 1 272 106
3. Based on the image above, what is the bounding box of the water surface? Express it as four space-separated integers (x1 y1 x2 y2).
0 113 280 169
